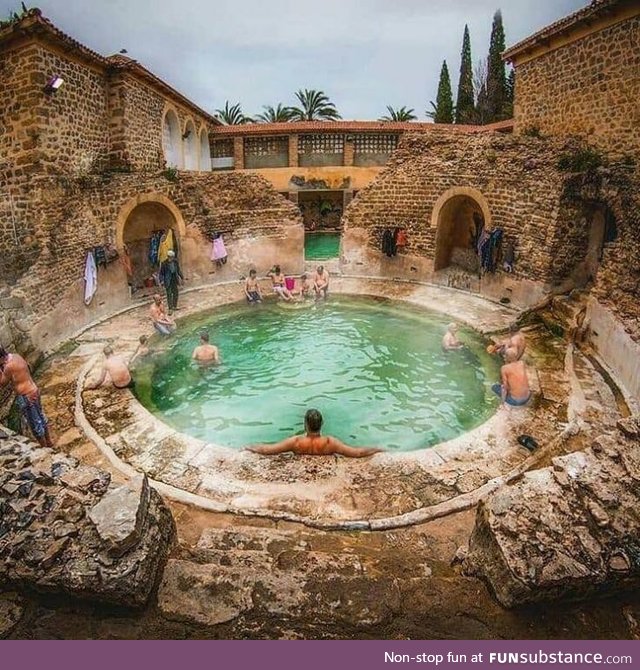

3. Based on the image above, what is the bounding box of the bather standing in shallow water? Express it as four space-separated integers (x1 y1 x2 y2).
246 409 383 458
192 331 220 365
442 323 464 351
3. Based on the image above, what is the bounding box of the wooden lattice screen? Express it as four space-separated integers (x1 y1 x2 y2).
244 136 289 156
298 134 345 154
353 134 399 154
211 139 234 158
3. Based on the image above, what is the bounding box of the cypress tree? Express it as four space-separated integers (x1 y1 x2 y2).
505 67 515 112
486 9 507 122
429 60 454 124
455 25 475 124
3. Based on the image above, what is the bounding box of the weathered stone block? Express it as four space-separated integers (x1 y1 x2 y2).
88 476 150 557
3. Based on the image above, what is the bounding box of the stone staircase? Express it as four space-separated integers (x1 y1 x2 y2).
157 525 432 633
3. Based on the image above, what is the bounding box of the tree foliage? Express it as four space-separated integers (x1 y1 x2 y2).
214 101 254 125
256 103 295 123
486 10 508 122
455 25 475 124
427 61 454 124
378 105 417 122
290 89 341 121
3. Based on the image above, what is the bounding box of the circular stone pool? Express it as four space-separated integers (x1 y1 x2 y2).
133 296 501 451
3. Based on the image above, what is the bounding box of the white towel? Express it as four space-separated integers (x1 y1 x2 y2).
84 251 97 305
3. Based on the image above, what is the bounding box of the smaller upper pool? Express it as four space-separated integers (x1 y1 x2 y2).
304 232 340 260
133 296 500 452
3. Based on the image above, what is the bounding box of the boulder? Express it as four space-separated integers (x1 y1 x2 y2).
89 476 149 557
0 429 175 607
464 432 640 608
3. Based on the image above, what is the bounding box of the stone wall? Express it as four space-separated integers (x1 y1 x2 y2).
513 15 640 158
36 46 111 175
120 75 212 172
341 131 581 304
0 170 302 356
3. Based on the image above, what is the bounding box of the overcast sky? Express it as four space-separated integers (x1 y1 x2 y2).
2 0 585 120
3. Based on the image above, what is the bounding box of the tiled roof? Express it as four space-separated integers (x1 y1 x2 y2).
0 8 221 125
503 0 630 61
210 119 514 136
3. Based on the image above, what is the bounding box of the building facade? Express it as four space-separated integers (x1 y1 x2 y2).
505 0 640 157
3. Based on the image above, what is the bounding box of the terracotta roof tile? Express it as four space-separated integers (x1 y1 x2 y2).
210 119 514 136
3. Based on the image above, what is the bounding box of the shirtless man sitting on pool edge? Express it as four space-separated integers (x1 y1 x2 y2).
246 409 383 458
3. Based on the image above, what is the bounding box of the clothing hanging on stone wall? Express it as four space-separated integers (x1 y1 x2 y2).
93 245 107 269
84 251 97 305
149 231 162 265
480 228 503 273
211 233 228 265
382 229 397 257
395 227 407 248
158 229 175 264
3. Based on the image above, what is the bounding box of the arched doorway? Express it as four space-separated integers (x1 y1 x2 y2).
183 118 198 171
432 188 490 272
199 127 212 171
582 204 617 284
162 108 183 169
118 197 184 291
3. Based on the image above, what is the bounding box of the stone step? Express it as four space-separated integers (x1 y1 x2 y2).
158 557 404 629
196 526 301 554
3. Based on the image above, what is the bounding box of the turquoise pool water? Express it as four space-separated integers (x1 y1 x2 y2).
134 296 500 451
304 232 340 260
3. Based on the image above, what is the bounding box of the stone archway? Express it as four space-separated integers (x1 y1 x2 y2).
116 194 186 289
584 205 617 283
431 187 492 272
162 107 183 169
183 117 198 171
199 126 212 171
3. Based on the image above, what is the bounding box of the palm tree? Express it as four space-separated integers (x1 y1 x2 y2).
290 89 341 121
214 101 253 125
378 105 417 122
256 103 295 123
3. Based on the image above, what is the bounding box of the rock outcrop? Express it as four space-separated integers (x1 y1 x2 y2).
0 428 175 607
464 420 640 608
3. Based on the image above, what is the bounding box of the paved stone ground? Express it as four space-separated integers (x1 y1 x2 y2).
2 279 634 639
5 508 640 639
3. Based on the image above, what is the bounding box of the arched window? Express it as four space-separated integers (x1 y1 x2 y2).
199 127 212 171
162 109 183 169
183 118 198 171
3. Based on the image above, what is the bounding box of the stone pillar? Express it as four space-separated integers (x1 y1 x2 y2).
288 134 299 168
343 190 354 210
343 135 355 167
288 191 299 205
233 136 244 170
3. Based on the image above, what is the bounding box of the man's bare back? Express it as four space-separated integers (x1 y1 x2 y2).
86 347 132 389
192 343 220 364
0 353 38 398
501 360 530 402
0 348 52 448
246 409 383 458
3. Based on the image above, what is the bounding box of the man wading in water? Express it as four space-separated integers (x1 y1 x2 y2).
0 346 53 448
246 409 383 458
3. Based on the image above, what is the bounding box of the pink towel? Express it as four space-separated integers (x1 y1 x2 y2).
211 236 227 261
285 277 295 291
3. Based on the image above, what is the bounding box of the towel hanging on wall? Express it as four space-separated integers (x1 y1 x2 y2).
84 251 97 305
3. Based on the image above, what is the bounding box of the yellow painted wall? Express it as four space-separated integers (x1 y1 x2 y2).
241 166 384 192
